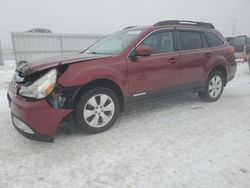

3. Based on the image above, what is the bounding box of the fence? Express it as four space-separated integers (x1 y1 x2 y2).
11 32 104 64
1 49 15 61
0 41 4 66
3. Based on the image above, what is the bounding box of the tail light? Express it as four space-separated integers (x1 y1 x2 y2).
229 47 235 54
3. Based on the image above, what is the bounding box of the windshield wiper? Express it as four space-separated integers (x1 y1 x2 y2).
87 51 113 55
88 51 101 54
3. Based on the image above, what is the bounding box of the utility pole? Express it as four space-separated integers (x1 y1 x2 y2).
232 19 238 37
0 40 4 66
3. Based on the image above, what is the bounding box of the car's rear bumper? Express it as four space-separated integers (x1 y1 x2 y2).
7 88 73 142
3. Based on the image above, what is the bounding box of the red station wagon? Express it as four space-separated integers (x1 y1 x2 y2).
8 20 237 142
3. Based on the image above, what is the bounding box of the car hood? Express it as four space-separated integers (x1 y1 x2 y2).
16 53 112 77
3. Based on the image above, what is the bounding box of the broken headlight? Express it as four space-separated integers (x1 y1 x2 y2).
19 69 57 99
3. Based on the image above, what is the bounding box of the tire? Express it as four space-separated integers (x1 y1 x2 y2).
198 71 225 102
74 87 120 133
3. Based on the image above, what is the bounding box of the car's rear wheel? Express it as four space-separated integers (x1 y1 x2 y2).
198 71 225 102
74 87 120 133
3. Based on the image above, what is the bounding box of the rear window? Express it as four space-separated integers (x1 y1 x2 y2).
179 31 203 50
205 32 224 47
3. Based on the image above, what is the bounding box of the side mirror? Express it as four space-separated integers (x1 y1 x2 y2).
135 46 152 57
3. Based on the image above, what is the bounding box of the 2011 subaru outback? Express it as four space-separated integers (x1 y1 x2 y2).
8 20 237 142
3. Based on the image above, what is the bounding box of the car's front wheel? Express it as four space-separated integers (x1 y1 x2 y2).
198 71 225 102
74 87 120 133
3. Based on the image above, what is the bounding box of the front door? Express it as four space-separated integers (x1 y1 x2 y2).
229 35 247 53
127 30 180 100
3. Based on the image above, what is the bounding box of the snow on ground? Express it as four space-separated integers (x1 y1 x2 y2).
0 63 250 188
0 63 15 113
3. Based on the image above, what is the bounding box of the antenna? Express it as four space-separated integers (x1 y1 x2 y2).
232 18 238 37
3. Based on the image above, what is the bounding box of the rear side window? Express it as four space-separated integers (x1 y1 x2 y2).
179 31 203 50
205 32 224 47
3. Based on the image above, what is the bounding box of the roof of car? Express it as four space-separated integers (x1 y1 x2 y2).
153 20 215 29
124 20 216 32
27 28 52 33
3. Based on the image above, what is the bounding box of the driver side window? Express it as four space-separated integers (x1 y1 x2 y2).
231 36 246 45
140 31 175 54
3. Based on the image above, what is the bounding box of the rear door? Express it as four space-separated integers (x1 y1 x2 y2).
177 30 210 88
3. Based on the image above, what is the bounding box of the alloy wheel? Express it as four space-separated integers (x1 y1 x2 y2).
208 75 223 98
83 94 115 128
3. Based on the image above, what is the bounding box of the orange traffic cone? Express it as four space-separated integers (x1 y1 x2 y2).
242 45 247 63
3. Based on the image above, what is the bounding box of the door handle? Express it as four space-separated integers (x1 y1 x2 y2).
168 58 177 64
205 53 212 58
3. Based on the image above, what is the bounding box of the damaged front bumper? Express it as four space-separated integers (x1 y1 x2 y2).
7 88 73 142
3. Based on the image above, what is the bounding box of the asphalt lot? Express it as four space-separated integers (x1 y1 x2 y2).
0 62 250 188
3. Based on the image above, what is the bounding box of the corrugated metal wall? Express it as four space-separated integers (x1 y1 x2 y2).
11 32 104 64
1 49 14 61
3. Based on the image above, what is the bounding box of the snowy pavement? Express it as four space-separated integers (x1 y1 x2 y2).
0 63 250 188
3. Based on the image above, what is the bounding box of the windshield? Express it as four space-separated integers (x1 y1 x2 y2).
85 29 145 55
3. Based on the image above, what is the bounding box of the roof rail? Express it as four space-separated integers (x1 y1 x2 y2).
154 20 215 29
123 26 136 30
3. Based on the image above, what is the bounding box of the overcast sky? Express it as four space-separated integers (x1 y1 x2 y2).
0 0 250 48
